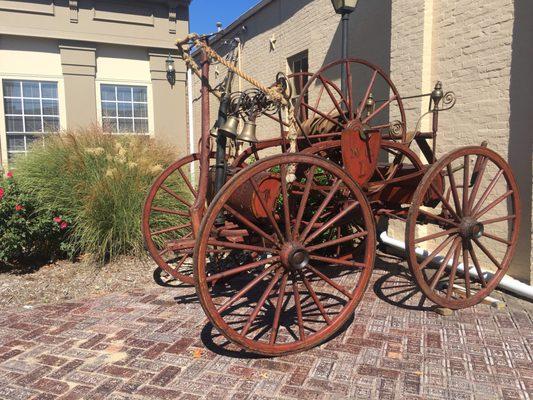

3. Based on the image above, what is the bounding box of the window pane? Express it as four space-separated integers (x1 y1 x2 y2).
24 99 41 115
43 117 60 132
4 98 22 115
101 85 116 101
23 81 40 98
102 102 117 117
3 81 21 97
7 135 25 151
118 119 133 133
5 116 23 132
117 87 132 101
103 118 117 133
118 102 132 118
26 135 41 149
134 119 148 133
133 87 147 102
42 99 59 116
41 82 58 99
25 116 42 132
133 103 147 118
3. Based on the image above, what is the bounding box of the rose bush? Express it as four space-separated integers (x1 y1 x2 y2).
0 171 71 264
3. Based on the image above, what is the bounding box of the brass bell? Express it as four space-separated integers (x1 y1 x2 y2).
219 116 239 139
364 93 376 117
237 121 258 143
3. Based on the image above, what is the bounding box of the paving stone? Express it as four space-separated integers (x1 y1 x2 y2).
0 265 531 400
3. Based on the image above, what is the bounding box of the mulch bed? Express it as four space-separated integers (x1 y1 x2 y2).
0 256 158 311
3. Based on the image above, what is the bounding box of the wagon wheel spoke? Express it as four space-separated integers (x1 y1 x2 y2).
223 204 279 247
428 237 461 291
151 223 191 236
362 95 397 125
207 257 281 283
304 200 360 245
178 167 198 197
280 164 292 239
446 163 463 217
298 271 332 325
250 177 284 243
218 264 280 314
150 206 189 217
299 178 341 241
293 166 317 240
345 60 354 115
309 255 366 268
270 273 289 344
479 215 516 225
307 231 367 252
462 241 471 298
474 190 513 220
160 184 192 207
318 76 349 123
207 240 275 255
467 156 488 211
471 169 503 215
419 234 458 270
462 155 470 215
305 265 353 299
429 182 461 222
468 245 488 287
357 70 378 118
292 276 306 340
418 209 459 228
241 269 283 336
414 227 459 244
300 102 345 130
446 244 462 299
473 238 502 270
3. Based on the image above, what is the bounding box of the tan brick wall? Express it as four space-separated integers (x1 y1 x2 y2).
189 0 532 283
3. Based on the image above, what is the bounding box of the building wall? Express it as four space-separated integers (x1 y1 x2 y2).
0 0 190 168
192 0 532 283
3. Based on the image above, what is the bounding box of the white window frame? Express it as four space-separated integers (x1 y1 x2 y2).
96 80 154 136
0 76 65 165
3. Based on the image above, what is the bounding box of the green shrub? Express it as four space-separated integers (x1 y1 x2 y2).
14 127 181 262
0 171 70 264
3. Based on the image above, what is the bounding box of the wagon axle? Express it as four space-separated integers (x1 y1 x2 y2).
280 242 310 271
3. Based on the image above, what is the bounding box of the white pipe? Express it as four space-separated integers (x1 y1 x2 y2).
187 67 196 183
379 231 533 301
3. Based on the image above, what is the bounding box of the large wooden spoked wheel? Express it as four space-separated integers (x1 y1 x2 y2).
406 146 520 309
294 58 407 142
194 154 376 356
142 154 203 285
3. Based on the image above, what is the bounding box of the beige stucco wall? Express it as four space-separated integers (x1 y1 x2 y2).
0 0 190 168
192 0 532 283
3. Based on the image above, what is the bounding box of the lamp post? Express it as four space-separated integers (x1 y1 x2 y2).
331 0 359 97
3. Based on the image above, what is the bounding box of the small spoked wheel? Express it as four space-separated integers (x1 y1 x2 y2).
406 146 520 309
142 154 203 285
194 154 376 356
294 58 407 142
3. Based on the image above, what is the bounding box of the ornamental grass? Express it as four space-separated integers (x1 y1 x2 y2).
13 127 183 262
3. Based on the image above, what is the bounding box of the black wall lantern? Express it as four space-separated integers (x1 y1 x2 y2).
166 54 176 86
331 0 359 14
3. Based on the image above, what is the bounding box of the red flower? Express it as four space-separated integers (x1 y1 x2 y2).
6 171 13 179
15 204 24 211
60 221 68 230
0 187 4 200
53 217 62 224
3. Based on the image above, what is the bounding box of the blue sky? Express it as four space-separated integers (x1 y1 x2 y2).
189 0 260 34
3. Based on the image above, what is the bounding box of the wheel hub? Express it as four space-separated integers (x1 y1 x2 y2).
460 217 484 240
280 242 310 271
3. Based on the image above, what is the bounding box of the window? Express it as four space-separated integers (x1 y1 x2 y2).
288 51 309 118
101 84 149 134
3 79 60 161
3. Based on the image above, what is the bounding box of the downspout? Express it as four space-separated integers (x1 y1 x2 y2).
379 231 533 301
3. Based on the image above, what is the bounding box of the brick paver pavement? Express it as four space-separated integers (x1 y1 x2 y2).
0 260 532 400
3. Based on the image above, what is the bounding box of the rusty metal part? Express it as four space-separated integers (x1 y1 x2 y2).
405 146 521 309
